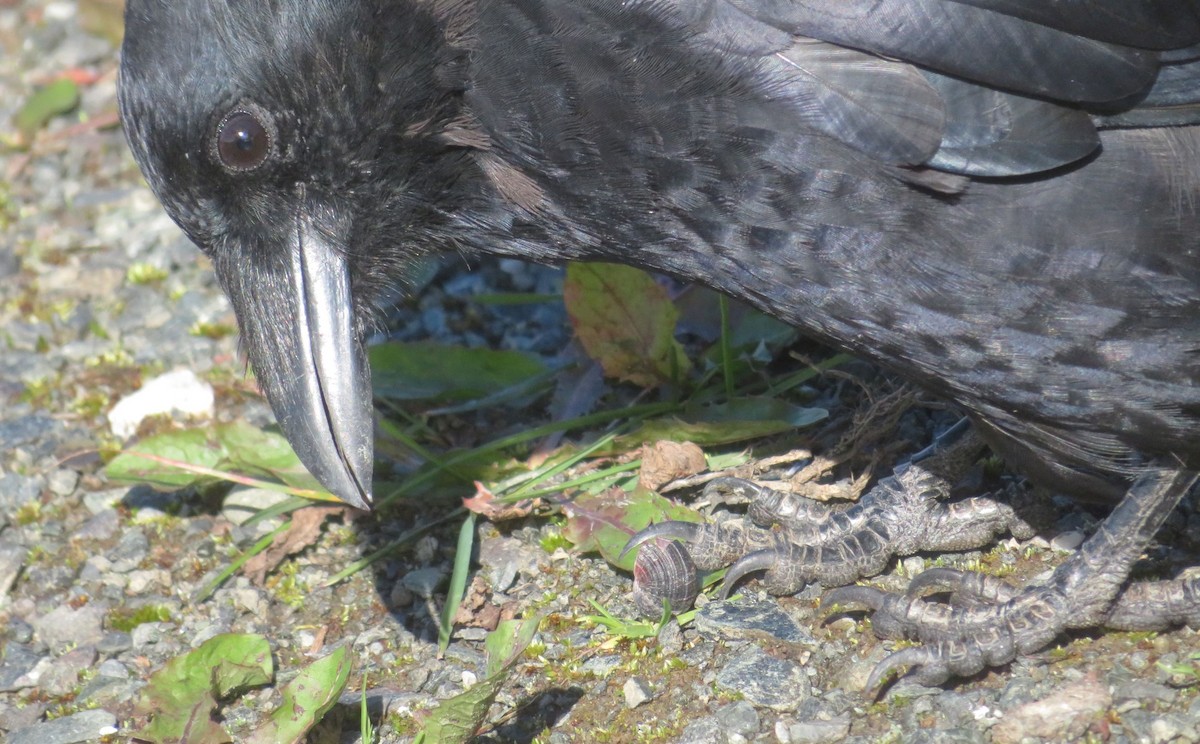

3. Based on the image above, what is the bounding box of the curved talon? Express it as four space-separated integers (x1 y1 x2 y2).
620 520 703 561
906 567 1018 605
865 645 940 697
719 548 778 599
820 585 887 615
905 567 971 598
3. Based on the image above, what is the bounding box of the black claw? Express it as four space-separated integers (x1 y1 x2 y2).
719 548 778 599
620 520 703 561
865 645 937 697
820 585 887 614
904 567 970 598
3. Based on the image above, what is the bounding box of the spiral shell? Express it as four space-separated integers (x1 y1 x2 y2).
631 538 700 618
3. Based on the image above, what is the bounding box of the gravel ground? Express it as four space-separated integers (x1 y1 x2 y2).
2 3 1200 743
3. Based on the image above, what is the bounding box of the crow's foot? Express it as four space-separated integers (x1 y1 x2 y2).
823 469 1199 695
623 423 1048 610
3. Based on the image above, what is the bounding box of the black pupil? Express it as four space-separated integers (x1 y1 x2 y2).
217 112 269 170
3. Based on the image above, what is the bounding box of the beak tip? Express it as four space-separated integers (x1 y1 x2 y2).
340 484 374 512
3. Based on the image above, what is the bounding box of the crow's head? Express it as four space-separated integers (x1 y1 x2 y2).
119 0 482 509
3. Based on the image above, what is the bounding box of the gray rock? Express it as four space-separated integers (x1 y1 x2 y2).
40 646 97 696
677 717 729 744
477 535 541 592
96 631 133 655
4 617 34 644
581 654 621 678
46 469 78 497
221 487 292 527
1114 679 1177 707
0 699 48 733
0 644 46 693
401 567 446 598
7 708 118 744
96 659 129 679
74 509 120 541
903 729 985 744
714 700 760 737
787 716 851 744
656 618 685 656
991 674 1111 744
696 594 814 645
1119 709 1196 744
0 542 27 601
82 488 128 515
31 605 105 653
109 529 150 573
131 621 173 649
715 645 811 711
0 473 42 512
623 676 653 709
0 415 60 456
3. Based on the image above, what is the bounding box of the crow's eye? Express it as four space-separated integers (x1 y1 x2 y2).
215 110 271 171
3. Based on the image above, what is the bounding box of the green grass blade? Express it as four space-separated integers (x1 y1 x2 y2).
439 512 478 654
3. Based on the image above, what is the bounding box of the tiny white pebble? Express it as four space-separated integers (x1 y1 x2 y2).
1050 530 1085 552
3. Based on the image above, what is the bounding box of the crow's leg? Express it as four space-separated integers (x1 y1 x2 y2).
623 424 1045 607
823 468 1199 694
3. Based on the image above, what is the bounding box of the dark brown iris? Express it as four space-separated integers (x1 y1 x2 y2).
216 110 270 171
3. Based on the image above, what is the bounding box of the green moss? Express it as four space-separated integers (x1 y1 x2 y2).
189 321 237 339
268 561 310 610
539 528 572 554
126 262 169 285
14 501 43 526
108 604 174 632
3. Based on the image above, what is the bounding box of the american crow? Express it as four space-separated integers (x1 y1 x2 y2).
118 0 1200 686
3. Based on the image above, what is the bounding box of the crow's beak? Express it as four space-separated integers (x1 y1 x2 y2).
215 203 374 511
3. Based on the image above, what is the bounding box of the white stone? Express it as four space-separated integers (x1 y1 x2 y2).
108 368 214 439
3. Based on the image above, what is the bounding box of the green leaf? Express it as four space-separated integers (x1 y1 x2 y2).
419 617 540 744
563 262 690 387
591 399 825 457
217 422 323 491
14 78 80 142
370 341 548 401
244 647 352 744
132 634 273 744
439 512 478 653
104 428 227 489
104 422 324 495
561 487 704 571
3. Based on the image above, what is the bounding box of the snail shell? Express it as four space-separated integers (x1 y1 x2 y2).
631 538 700 617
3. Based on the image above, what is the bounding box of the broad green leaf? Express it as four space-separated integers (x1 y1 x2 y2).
14 78 80 142
244 647 351 744
104 428 227 489
370 341 547 401
588 398 826 456
419 617 540 744
484 616 540 678
104 422 324 495
132 634 273 744
218 422 323 491
563 263 690 387
561 487 704 571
